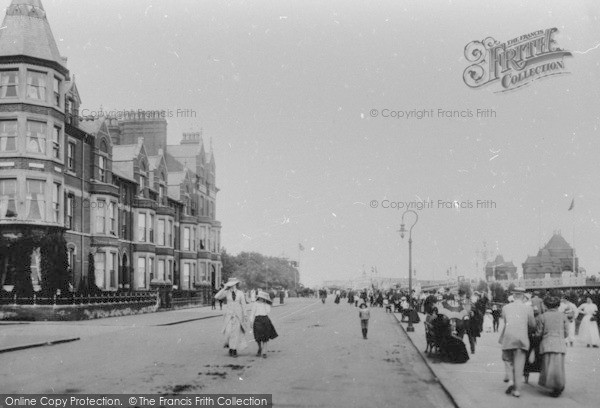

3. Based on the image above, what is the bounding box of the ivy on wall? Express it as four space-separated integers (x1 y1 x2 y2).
0 229 71 297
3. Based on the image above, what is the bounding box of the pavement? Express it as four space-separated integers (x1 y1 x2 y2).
0 302 286 354
393 311 600 408
3 300 599 407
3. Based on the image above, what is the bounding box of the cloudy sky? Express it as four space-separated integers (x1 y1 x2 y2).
14 0 600 286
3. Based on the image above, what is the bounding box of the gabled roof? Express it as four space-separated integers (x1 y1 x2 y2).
0 0 67 69
167 144 201 171
148 154 167 171
112 162 135 182
79 117 106 136
112 139 147 162
112 144 140 162
167 144 202 159
165 151 184 172
65 78 81 103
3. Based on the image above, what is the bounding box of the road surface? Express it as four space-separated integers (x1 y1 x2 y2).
0 298 454 407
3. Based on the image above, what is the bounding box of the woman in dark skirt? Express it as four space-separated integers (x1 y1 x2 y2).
524 305 543 383
250 291 278 358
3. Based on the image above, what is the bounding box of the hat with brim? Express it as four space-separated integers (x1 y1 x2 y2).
257 291 272 304
224 277 241 288
512 287 526 294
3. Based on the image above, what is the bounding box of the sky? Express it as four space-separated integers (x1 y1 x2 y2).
9 0 600 287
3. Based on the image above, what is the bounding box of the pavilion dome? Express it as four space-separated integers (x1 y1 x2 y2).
545 233 573 250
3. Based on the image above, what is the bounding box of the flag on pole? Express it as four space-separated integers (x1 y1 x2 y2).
299 243 305 251
568 198 574 211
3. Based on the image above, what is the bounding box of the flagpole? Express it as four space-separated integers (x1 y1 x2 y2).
296 244 300 290
569 196 575 275
572 197 575 275
539 200 542 249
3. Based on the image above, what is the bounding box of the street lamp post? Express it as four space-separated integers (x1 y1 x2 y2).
399 210 418 332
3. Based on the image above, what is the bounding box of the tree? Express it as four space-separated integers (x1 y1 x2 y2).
80 252 101 295
220 248 235 283
39 233 70 296
13 234 35 298
476 280 488 293
489 282 507 303
221 250 300 290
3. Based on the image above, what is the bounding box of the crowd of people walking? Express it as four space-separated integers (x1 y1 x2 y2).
212 279 599 400
417 286 600 399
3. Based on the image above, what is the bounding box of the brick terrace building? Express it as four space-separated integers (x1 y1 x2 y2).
0 0 222 294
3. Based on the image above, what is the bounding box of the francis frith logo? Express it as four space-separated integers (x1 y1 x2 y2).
463 28 572 92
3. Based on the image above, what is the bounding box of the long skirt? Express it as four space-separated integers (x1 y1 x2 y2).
538 353 565 392
360 319 369 329
223 316 248 351
578 315 600 346
444 336 469 364
253 315 278 342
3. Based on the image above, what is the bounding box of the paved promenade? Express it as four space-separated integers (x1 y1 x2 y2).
0 305 232 354
394 312 600 408
2 300 599 408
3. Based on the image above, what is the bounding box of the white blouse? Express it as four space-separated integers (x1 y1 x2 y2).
250 302 271 322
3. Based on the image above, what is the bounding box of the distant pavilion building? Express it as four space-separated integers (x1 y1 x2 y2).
522 232 579 279
485 255 518 281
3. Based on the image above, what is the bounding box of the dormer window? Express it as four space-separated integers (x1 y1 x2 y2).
0 70 18 98
98 156 106 182
139 162 147 195
98 140 108 182
27 70 46 101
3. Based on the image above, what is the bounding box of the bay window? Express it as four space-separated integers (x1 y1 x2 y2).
26 179 45 220
137 257 146 289
94 252 105 288
0 70 18 98
52 126 60 158
53 77 60 106
157 219 165 246
96 200 105 234
109 202 117 235
26 121 46 154
183 227 190 251
158 260 165 281
0 120 17 152
0 179 17 219
138 213 146 242
52 183 60 223
27 70 46 100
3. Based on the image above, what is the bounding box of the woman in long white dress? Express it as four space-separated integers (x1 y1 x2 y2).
215 278 248 357
577 297 599 348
